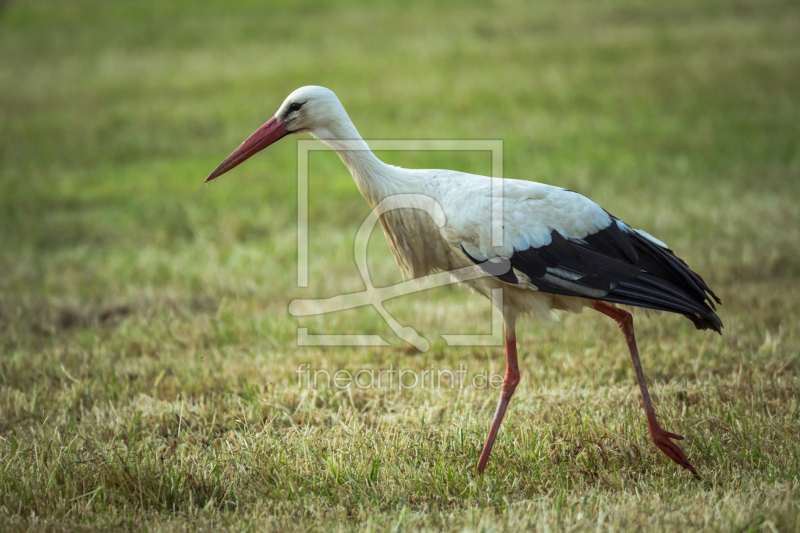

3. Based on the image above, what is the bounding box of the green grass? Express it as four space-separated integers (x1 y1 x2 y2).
2 0 800 530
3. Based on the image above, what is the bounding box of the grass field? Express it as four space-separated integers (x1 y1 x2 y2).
2 0 800 530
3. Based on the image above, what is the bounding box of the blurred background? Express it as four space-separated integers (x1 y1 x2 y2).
2 0 798 309
1 0 799 529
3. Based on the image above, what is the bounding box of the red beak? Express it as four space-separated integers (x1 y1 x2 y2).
204 117 291 182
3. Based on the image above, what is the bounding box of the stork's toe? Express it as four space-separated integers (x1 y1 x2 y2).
651 427 696 474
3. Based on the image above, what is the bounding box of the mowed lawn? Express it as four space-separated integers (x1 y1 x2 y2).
2 0 800 531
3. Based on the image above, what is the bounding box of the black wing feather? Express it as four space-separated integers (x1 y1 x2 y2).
461 219 722 333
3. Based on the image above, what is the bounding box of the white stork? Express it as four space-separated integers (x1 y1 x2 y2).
205 86 722 475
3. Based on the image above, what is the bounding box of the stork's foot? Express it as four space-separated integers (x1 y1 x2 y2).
650 425 696 474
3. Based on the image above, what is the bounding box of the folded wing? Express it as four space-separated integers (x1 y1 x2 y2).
462 217 722 333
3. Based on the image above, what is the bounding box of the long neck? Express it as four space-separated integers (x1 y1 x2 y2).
313 108 448 281
313 117 400 207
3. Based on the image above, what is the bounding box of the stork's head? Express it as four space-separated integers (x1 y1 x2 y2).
205 86 351 182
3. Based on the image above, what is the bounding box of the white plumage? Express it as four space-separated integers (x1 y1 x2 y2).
206 85 722 477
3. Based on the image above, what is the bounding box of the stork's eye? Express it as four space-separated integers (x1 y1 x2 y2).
289 102 304 112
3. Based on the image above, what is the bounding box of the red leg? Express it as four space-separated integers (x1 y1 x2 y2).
593 301 696 474
477 329 520 474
